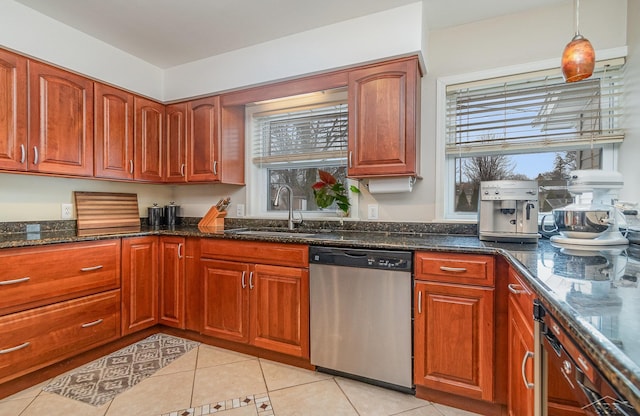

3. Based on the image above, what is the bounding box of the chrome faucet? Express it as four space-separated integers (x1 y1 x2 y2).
273 185 303 230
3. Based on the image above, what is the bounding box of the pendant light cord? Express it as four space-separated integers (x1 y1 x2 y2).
575 0 581 36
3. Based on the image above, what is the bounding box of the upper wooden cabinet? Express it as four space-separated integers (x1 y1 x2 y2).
94 83 134 180
165 102 188 183
134 96 164 182
347 57 421 178
187 96 219 182
28 61 94 176
0 49 27 172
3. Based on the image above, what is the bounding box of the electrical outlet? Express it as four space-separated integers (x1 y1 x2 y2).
367 204 379 220
61 203 73 220
236 203 245 217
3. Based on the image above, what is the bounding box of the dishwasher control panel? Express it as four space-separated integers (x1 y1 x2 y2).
309 247 412 272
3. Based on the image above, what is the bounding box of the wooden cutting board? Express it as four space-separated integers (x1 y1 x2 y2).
74 191 140 231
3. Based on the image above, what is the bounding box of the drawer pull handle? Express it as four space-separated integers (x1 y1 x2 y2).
439 266 467 273
20 144 26 164
178 243 183 259
0 342 30 354
249 271 254 289
180 163 185 177
0 277 30 286
129 160 134 174
521 351 534 389
33 146 38 165
508 283 526 294
81 319 104 328
241 271 246 289
418 291 422 314
80 265 103 272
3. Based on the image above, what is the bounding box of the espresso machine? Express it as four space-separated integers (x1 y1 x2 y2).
478 180 540 243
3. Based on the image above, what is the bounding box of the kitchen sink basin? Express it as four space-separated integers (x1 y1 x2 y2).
233 230 320 238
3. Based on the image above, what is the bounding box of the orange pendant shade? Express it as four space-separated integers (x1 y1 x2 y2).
561 34 595 82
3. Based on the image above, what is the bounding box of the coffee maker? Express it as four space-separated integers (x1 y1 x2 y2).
478 180 540 243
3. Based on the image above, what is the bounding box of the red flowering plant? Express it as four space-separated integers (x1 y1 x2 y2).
312 169 360 214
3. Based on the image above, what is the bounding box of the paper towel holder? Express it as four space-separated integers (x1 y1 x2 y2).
365 176 416 194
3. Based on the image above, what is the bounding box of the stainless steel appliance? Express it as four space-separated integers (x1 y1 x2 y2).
533 300 638 415
478 180 540 243
309 246 413 392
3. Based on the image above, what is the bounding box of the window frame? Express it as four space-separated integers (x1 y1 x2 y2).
434 47 627 222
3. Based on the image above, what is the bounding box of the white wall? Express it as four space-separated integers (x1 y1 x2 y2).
619 0 640 205
163 3 422 101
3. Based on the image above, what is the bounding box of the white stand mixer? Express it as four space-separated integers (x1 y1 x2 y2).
550 170 629 247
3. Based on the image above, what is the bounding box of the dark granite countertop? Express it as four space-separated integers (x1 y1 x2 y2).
1 224 639 409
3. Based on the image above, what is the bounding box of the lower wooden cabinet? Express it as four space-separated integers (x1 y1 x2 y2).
121 236 159 335
159 236 186 328
414 280 495 401
200 240 309 359
507 285 535 416
0 290 121 384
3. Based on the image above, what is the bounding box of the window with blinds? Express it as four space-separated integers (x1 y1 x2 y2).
252 102 348 166
442 59 625 218
248 89 351 214
446 59 624 156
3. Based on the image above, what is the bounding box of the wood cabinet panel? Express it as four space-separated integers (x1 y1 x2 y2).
507 294 535 416
134 96 164 181
200 239 308 268
414 281 495 401
250 264 309 358
0 240 121 316
28 60 94 176
0 289 120 385
347 57 420 177
201 258 250 343
121 236 158 335
0 49 27 171
94 83 134 179
165 102 188 183
415 252 495 286
159 236 186 328
187 96 219 182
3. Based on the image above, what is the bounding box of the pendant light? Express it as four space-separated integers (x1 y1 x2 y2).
561 0 595 82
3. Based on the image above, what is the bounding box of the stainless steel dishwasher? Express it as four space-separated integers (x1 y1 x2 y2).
309 246 413 392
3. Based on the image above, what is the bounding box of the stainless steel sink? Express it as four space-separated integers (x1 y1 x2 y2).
233 230 319 238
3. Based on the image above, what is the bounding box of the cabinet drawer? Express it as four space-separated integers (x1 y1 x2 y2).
0 289 121 384
415 252 495 286
507 267 535 316
0 240 121 315
201 239 308 268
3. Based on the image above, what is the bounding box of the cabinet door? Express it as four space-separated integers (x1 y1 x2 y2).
134 96 164 181
159 237 185 328
28 60 94 176
347 57 420 177
201 259 250 343
187 96 219 182
121 236 158 335
94 83 134 179
0 49 27 171
414 281 494 401
250 264 309 358
165 102 188 183
508 295 535 416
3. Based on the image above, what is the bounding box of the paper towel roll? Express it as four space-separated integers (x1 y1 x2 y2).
367 177 414 194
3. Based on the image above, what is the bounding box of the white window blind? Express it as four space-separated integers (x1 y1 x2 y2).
252 102 348 165
446 60 625 156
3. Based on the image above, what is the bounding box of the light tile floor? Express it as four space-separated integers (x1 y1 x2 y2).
0 343 482 416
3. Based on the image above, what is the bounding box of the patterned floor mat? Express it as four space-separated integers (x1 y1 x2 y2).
43 333 199 406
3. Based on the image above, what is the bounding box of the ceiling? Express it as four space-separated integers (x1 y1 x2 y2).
15 0 567 68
